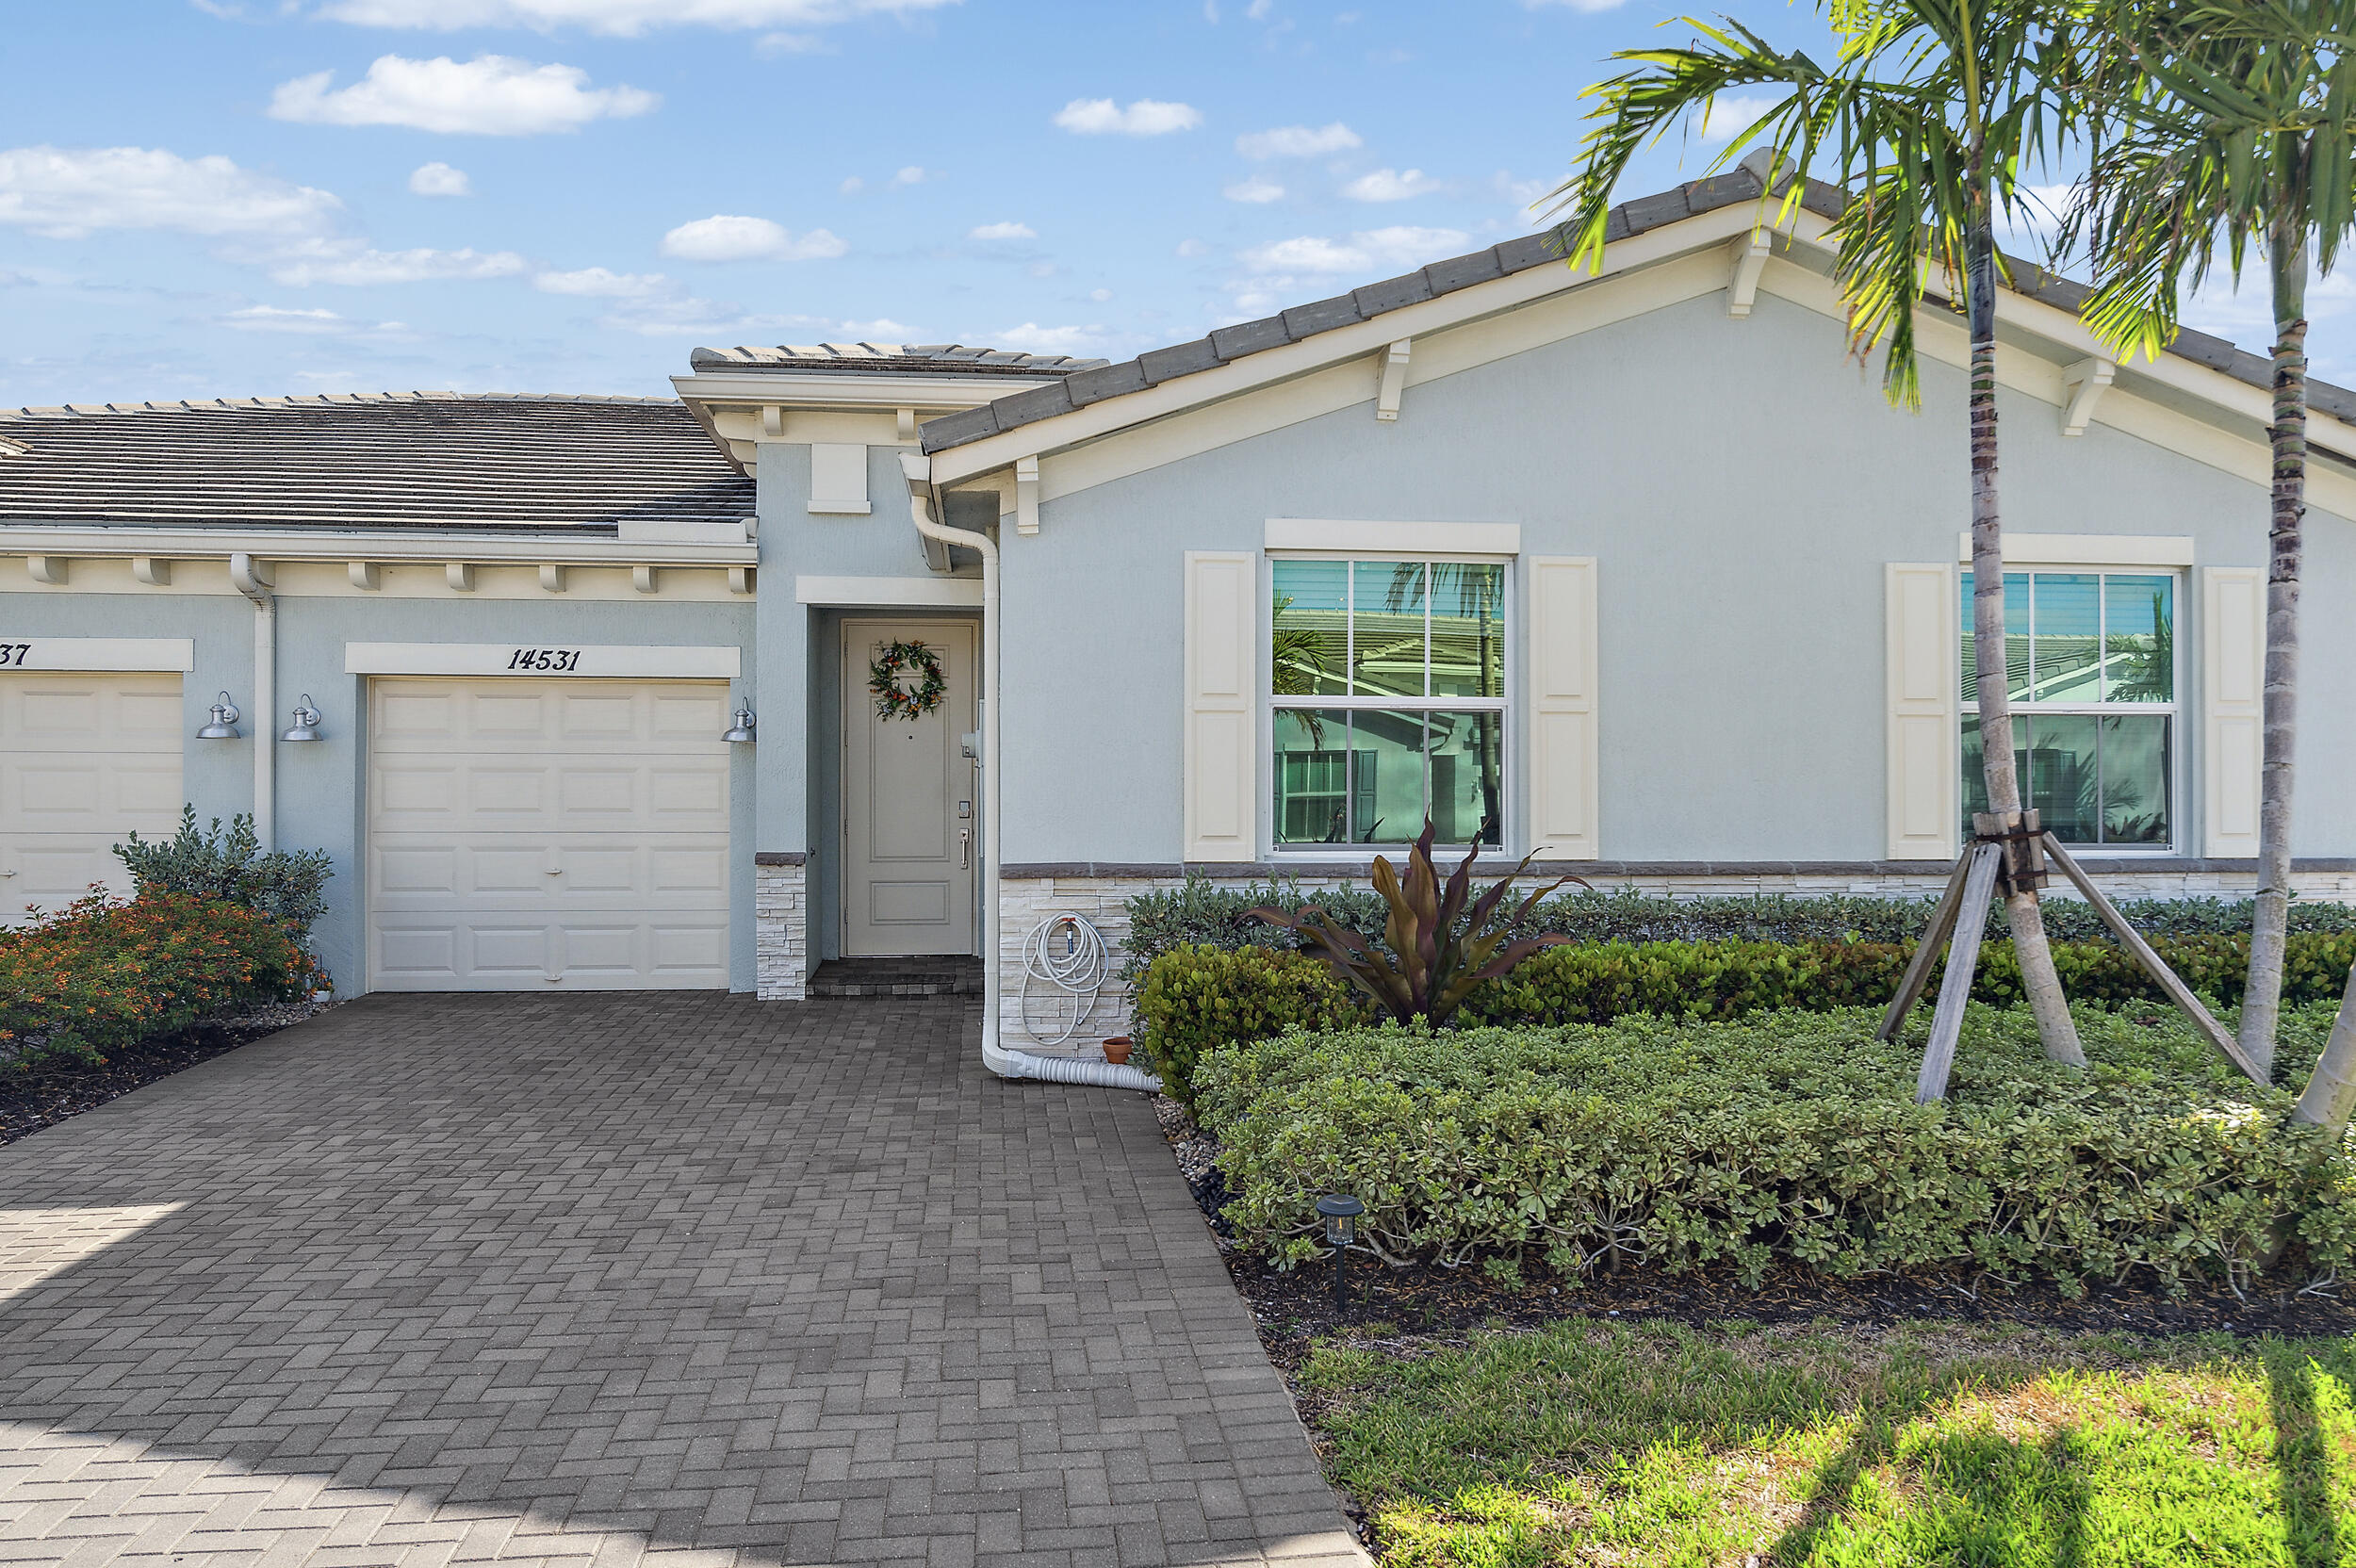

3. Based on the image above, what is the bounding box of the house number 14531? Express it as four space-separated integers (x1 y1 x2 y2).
508 647 582 672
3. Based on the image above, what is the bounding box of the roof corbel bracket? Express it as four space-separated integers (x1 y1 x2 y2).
348 562 381 591
897 407 917 443
761 404 784 438
2061 356 2116 437
539 564 567 594
132 556 171 587
1726 233 1772 318
632 564 659 595
26 555 66 586
1014 456 1041 536
445 562 475 593
1375 339 1412 422
728 565 753 596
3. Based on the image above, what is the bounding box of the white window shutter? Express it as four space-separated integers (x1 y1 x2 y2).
807 443 872 514
1886 563 1960 860
2203 565 2266 857
1184 550 1257 862
1525 556 1598 859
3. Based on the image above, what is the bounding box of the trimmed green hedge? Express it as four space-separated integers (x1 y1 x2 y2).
1135 944 1366 1109
1134 933 2356 1102
1118 873 2356 984
1194 1004 2356 1294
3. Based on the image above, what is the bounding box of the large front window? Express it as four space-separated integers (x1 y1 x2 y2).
1270 558 1506 848
1959 569 2176 847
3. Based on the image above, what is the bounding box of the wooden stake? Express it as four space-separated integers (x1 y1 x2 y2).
1917 842 2002 1104
2039 833 2269 1086
1876 851 1977 1042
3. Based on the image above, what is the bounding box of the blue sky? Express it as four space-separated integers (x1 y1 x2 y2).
0 1 2326 407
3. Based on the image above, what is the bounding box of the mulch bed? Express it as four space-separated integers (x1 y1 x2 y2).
1152 1094 2356 1364
1 999 336 1147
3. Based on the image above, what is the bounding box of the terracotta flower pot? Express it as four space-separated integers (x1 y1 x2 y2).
1102 1037 1133 1066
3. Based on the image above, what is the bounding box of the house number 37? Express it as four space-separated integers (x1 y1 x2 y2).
0 643 30 667
507 647 582 672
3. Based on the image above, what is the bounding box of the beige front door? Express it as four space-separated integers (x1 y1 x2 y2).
843 619 977 956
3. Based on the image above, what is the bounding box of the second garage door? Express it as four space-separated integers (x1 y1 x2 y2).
368 677 732 990
0 673 184 928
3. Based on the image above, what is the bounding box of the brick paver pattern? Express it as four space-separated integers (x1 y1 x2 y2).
0 995 1368 1568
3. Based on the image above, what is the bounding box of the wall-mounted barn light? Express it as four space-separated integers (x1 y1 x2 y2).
196 693 242 741
280 695 324 743
722 708 757 743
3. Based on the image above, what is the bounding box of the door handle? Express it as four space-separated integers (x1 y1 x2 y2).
959 826 972 870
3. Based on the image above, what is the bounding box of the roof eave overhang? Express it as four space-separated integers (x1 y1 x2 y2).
0 521 759 567
671 368 1075 474
917 204 2356 491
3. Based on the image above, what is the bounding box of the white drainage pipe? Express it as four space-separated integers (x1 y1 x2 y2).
899 455 1159 1093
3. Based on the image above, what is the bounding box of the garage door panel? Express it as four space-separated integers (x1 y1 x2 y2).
1 675 184 928
368 677 731 990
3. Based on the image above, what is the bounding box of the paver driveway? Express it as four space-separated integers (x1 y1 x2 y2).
0 994 1367 1568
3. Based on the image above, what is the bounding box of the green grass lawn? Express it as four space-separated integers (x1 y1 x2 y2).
1301 1319 2356 1566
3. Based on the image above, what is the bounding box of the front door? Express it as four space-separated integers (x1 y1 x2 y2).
842 618 978 956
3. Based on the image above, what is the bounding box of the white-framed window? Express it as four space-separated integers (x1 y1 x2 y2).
1959 568 2178 849
1268 556 1507 849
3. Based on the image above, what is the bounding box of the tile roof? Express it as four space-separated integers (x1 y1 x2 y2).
688 342 1111 377
919 155 2356 455
0 392 755 531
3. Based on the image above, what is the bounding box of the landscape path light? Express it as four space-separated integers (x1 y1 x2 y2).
196 693 241 741
1317 1193 1364 1315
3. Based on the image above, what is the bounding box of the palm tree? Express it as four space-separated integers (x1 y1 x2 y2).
2060 0 2356 1083
1547 0 2093 1065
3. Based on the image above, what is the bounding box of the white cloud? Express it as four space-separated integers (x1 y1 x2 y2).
1175 237 1209 257
312 0 961 36
990 322 1108 355
1088 286 1111 302
660 213 846 261
754 30 820 53
1238 224 1469 275
0 145 342 241
892 165 928 187
407 160 471 195
221 303 413 336
1235 122 1359 159
1246 0 1272 14
1223 176 1284 204
1694 94 1783 143
840 174 863 194
968 220 1035 240
270 55 658 136
1519 0 1628 10
533 266 670 297
1495 170 1552 210
1342 167 1440 202
266 240 529 285
1053 98 1202 136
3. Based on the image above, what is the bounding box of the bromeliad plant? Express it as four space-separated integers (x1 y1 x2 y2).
1251 820 1590 1027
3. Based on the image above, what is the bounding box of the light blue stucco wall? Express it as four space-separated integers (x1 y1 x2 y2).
2 587 756 994
997 288 2356 865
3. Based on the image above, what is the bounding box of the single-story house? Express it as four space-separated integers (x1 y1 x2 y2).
6 155 2353 1086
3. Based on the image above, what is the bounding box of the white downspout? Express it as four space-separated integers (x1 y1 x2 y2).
898 451 1159 1091
230 552 276 852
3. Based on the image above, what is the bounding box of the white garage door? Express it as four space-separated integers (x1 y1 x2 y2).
368 678 732 990
0 674 185 928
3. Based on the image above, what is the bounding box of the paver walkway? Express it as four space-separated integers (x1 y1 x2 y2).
0 994 1367 1568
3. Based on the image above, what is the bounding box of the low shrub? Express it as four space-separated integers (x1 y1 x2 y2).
1131 932 2356 1099
1133 944 1368 1109
1195 1004 2356 1295
0 890 321 1072
114 806 334 939
1120 875 2356 979
1464 930 2356 1033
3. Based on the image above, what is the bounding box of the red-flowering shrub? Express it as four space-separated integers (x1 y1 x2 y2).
0 890 321 1070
